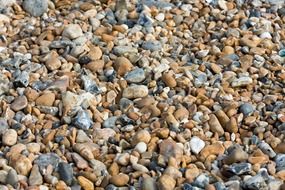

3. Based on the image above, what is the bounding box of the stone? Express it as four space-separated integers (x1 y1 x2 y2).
162 72 177 88
193 173 210 189
115 153 130 166
125 68 146 83
78 176 94 190
200 142 225 160
209 114 224 136
2 129 17 146
0 72 9 96
29 165 43 186
158 175 176 190
93 128 116 141
122 85 148 99
34 153 61 171
189 136 205 155
243 172 268 190
131 130 151 146
10 96 28 111
223 147 249 165
239 103 254 116
142 40 162 51
159 139 183 163
84 60 105 73
224 163 252 176
10 154 32 176
225 117 238 133
109 173 129 187
113 46 138 55
114 57 133 76
89 159 107 176
0 170 7 184
134 142 147 153
231 77 253 87
71 153 89 169
73 110 93 130
58 162 73 186
76 130 92 143
6 169 18 187
62 24 83 39
142 177 157 190
36 92 55 106
108 162 119 176
22 0 48 17
45 57 61 71
103 116 118 128
258 141 276 158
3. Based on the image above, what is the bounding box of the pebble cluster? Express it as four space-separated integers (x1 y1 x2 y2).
0 0 285 189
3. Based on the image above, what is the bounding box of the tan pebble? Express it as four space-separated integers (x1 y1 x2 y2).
78 176 94 190
45 57 61 71
156 128 169 139
209 114 224 136
24 88 39 102
174 107 189 121
205 184 216 190
122 85 148 99
113 25 127 33
161 72 177 88
110 173 129 187
225 117 238 133
84 60 104 73
26 143 41 153
108 162 120 176
10 154 32 176
55 180 68 190
222 46 235 55
114 57 133 76
158 174 176 190
248 149 269 165
200 142 225 160
210 63 222 74
277 170 285 180
131 130 151 146
102 34 115 42
2 129 17 146
185 165 200 182
87 46 102 61
275 143 285 153
215 110 230 127
35 92 55 107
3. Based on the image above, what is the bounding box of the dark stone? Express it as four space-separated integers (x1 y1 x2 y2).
78 55 92 65
58 162 73 186
73 109 93 130
34 153 61 172
239 103 254 116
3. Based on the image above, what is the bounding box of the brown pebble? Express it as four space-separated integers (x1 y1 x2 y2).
114 57 133 76
10 96 28 112
109 173 129 187
162 72 177 88
35 92 55 106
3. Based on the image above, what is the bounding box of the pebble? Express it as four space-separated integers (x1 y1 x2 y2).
2 129 17 146
142 177 157 190
123 85 149 99
110 173 129 187
190 136 205 155
142 41 162 51
114 57 133 76
125 68 146 83
22 0 48 17
239 103 254 116
158 175 176 190
209 114 225 136
10 154 32 176
10 96 28 111
134 142 147 153
58 162 73 186
78 176 94 190
62 24 83 39
6 169 18 187
29 165 43 186
35 92 55 106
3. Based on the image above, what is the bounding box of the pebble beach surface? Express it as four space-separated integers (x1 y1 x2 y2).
0 0 285 189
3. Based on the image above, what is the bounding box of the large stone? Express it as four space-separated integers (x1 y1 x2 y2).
22 0 48 17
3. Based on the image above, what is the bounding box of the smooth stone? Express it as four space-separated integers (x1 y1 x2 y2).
223 147 249 165
142 177 157 190
122 85 148 99
190 136 205 155
110 173 129 187
0 170 7 183
78 176 94 190
231 77 253 87
134 142 147 153
158 175 176 190
114 56 133 76
22 0 48 17
6 169 18 187
258 141 276 158
239 103 254 116
29 165 43 186
10 154 32 176
2 129 17 146
58 162 73 186
10 96 28 112
125 68 145 83
209 114 225 136
71 153 89 169
76 130 92 143
62 24 83 39
89 159 107 176
35 92 55 106
131 130 151 146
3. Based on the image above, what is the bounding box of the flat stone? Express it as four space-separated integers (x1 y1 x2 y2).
10 96 28 112
22 0 48 17
125 68 145 83
62 24 83 39
122 85 148 99
190 136 205 155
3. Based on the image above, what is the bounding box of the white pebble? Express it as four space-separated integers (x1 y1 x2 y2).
190 136 205 155
135 142 147 153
